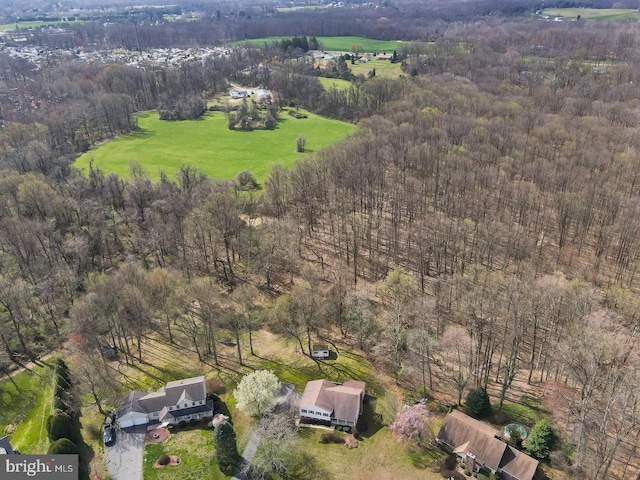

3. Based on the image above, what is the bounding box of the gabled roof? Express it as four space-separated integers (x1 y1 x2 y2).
138 389 167 413
165 376 206 406
437 410 539 480
300 379 335 412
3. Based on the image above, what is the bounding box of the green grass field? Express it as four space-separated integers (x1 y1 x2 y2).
0 366 54 453
542 8 640 20
318 77 353 90
75 109 354 182
238 36 408 53
0 20 82 31
350 60 403 79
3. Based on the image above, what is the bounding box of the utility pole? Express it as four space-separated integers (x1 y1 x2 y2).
131 10 141 52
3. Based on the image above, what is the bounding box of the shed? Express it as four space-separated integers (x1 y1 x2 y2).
311 344 330 359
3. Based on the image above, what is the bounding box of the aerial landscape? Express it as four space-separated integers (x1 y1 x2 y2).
0 0 639 479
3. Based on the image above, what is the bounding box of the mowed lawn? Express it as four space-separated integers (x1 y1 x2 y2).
351 60 403 78
0 20 82 31
75 109 355 181
238 36 408 53
542 8 640 20
0 366 54 454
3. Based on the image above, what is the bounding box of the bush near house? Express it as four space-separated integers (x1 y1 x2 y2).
465 388 491 419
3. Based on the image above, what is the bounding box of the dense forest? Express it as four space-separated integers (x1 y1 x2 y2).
1 2 640 479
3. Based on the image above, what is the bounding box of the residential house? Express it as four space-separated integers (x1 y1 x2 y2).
0 436 15 454
116 376 214 429
436 410 540 480
255 89 272 104
299 379 365 427
229 89 248 99
310 344 330 359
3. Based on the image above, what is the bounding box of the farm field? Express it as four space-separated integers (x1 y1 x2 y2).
237 35 408 53
75 109 355 181
0 20 82 31
350 60 403 78
318 77 353 90
542 8 640 20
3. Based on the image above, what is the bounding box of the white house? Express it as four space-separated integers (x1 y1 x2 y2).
299 379 365 427
116 376 214 428
229 89 248 99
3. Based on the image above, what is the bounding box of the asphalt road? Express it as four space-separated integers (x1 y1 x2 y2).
104 425 146 480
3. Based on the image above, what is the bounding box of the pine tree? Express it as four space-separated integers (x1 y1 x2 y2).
215 421 239 475
526 419 557 460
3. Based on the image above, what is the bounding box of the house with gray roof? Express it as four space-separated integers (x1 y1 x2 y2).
116 376 214 429
0 436 15 454
299 379 365 427
436 410 540 480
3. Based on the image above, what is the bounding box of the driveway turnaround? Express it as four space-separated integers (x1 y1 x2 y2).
104 424 146 480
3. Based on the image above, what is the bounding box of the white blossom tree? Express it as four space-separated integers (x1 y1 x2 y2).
233 370 280 417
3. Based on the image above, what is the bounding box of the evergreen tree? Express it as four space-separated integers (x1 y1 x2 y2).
465 388 491 418
526 419 557 460
48 438 78 455
215 421 239 475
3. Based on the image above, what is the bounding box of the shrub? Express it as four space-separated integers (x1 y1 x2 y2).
319 433 344 444
206 377 226 395
344 433 359 449
48 438 78 455
157 455 171 466
236 170 259 191
508 430 523 451
465 388 491 418
47 412 75 442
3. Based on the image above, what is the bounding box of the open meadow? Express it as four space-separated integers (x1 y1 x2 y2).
0 20 82 31
237 36 408 53
542 8 640 20
75 108 354 181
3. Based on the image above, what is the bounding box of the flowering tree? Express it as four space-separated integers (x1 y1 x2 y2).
389 403 435 448
233 370 281 417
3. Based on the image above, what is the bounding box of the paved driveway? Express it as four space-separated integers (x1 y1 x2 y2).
104 425 146 480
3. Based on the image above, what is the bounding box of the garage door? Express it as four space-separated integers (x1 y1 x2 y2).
133 415 148 425
118 419 134 428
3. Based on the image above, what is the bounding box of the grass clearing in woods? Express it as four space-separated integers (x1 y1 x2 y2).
75 109 354 182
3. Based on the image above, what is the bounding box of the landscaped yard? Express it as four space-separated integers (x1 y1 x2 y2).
75 108 354 181
0 365 54 454
143 427 227 480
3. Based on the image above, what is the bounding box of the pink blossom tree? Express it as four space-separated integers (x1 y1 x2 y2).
389 403 435 448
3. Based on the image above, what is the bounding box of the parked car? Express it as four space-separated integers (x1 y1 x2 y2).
103 424 116 447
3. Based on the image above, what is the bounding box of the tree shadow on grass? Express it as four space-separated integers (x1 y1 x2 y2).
357 395 383 439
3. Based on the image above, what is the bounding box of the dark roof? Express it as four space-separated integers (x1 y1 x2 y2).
0 436 15 454
117 390 146 416
437 411 539 480
159 400 214 421
312 344 329 351
165 376 207 406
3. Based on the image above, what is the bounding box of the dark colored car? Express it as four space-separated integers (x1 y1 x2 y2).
103 424 116 447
